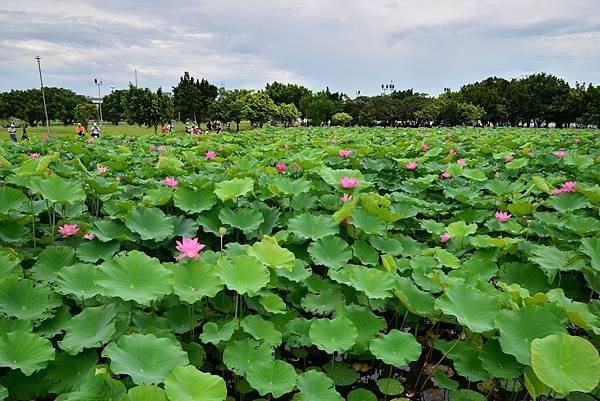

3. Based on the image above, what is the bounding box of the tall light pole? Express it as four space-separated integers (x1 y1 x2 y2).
381 80 395 95
94 78 103 125
34 56 50 135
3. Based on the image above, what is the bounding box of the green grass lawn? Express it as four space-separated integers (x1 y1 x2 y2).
4 121 255 140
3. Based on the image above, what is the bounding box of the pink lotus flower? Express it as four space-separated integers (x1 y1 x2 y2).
340 177 359 189
449 149 457 155
528 151 535 157
163 177 179 188
58 224 79 237
504 155 514 163
457 159 467 166
341 193 353 202
83 233 96 240
149 145 156 151
421 144 430 152
552 181 577 195
87 137 94 144
440 232 451 244
554 150 566 158
276 163 287 172
157 146 167 152
495 211 511 222
97 165 108 175
205 150 216 161
575 138 581 144
330 139 337 144
341 217 350 226
495 171 501 178
175 237 206 260
440 172 452 179
27 152 41 159
405 161 417 170
339 149 352 158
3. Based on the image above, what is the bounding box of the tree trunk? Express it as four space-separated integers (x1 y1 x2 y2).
236 121 240 132
154 125 158 135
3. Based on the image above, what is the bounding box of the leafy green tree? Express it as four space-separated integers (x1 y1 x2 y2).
459 77 510 125
240 91 278 127
276 103 300 126
209 89 251 132
416 92 484 126
102 89 127 125
172 72 217 122
74 103 97 125
581 84 600 127
265 82 311 110
299 92 339 126
331 112 353 126
124 85 173 134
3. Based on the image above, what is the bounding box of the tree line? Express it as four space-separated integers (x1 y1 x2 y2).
1 72 599 129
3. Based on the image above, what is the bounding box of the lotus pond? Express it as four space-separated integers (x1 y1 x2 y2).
0 127 599 401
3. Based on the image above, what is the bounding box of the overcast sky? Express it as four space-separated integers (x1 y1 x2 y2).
1 0 599 97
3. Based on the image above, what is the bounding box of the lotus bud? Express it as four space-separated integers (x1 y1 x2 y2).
219 227 227 236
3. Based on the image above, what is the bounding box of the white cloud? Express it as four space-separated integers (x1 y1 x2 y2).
0 0 598 95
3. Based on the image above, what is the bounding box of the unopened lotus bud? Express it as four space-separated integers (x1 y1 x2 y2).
219 227 227 236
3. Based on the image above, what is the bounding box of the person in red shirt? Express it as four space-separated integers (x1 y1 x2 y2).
75 123 86 137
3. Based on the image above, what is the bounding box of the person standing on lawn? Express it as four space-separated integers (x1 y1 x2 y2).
21 123 29 141
91 123 100 138
7 123 17 142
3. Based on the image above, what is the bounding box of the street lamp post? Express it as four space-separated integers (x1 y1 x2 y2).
94 78 103 125
381 80 395 95
34 56 50 135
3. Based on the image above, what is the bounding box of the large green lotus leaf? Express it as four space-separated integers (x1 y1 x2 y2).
531 334 600 394
308 236 352 269
76 240 120 263
97 251 173 304
434 282 502 333
245 360 297 398
529 245 584 281
547 289 600 334
446 221 478 239
309 316 358 354
32 174 86 203
214 177 254 201
102 333 189 385
345 265 396 299
548 193 591 212
566 215 600 234
120 385 168 401
58 370 126 401
219 207 264 234
377 378 404 395
30 245 76 283
461 168 487 181
350 208 386 235
91 219 137 242
394 277 439 318
142 187 173 207
434 248 461 269
0 187 27 214
301 288 346 315
174 187 217 214
199 319 238 345
287 213 339 240
347 388 377 401
171 259 223 303
268 176 311 196
165 365 227 401
435 339 489 382
337 304 386 352
258 292 287 314
478 339 523 379
323 362 359 386
495 304 566 365
0 278 61 320
0 251 22 280
523 366 551 400
581 237 600 271
240 315 282 347
369 329 421 367
0 330 55 376
59 305 117 355
45 349 98 394
125 207 175 241
223 338 273 376
319 167 365 187
295 370 344 401
55 263 103 299
246 235 295 270
216 255 270 295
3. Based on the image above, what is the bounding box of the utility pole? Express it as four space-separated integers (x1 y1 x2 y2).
134 69 138 87
34 56 50 135
94 78 103 125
